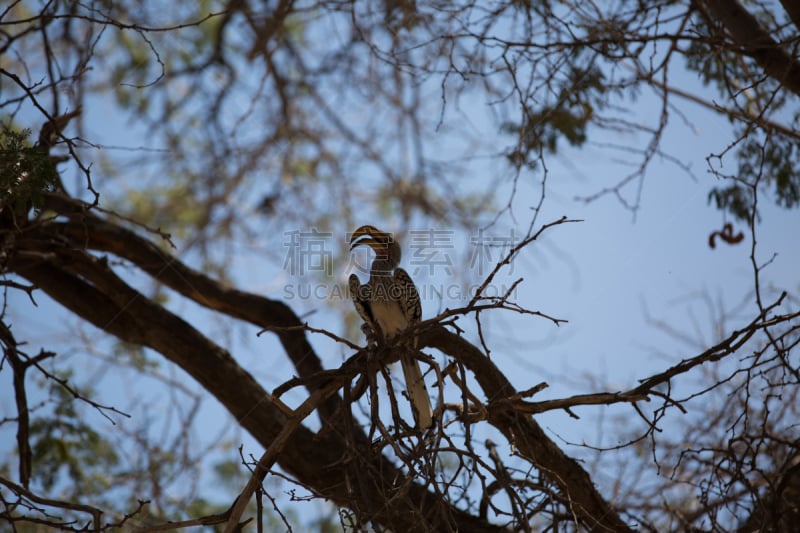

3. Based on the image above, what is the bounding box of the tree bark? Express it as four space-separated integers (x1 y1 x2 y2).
698 0 800 97
9 194 631 531
9 207 503 531
424 328 632 532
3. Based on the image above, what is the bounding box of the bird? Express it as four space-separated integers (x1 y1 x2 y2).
348 225 433 430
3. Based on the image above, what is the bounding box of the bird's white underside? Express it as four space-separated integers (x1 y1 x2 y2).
370 298 409 339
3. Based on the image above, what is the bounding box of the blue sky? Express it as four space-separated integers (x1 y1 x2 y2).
2 6 799 526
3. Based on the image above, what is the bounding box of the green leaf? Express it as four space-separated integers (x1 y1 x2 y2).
0 128 60 215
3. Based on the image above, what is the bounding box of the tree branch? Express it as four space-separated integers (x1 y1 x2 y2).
698 0 800 97
10 234 504 532
41 192 338 418
0 322 32 488
423 326 633 532
779 0 800 31
0 476 103 529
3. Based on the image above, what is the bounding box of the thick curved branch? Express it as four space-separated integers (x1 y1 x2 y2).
41 192 337 417
10 252 293 441
10 234 503 532
24 196 790 531
779 0 800 34
423 327 633 532
224 372 350 533
697 0 800 97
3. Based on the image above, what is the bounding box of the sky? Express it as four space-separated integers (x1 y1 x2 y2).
1 4 799 527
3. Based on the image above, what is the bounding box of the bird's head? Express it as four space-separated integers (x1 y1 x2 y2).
350 225 401 266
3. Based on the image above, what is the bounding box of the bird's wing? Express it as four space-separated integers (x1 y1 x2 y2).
393 267 421 325
349 273 376 332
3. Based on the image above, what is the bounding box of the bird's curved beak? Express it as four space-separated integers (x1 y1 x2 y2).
350 225 391 257
350 235 381 252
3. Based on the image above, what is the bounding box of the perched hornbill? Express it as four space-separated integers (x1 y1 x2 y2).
348 225 433 430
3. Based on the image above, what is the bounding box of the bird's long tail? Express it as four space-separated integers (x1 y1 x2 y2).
400 349 433 430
